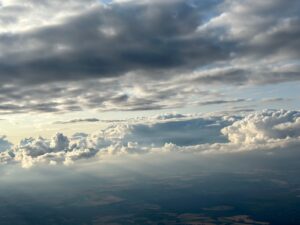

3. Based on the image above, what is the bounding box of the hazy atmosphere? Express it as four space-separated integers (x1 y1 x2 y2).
0 0 300 224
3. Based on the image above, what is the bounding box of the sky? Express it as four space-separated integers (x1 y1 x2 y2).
1 2 300 224
0 0 299 166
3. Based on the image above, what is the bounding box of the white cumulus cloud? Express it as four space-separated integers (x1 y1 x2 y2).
0 110 300 168
222 110 300 144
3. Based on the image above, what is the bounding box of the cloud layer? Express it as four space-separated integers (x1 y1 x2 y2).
0 110 299 168
0 0 299 114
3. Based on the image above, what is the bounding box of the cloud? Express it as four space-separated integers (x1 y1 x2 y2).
0 113 236 167
221 110 300 147
54 118 100 124
0 110 299 168
115 116 233 146
261 98 291 103
0 0 225 84
0 136 12 152
54 118 129 124
0 0 299 114
13 133 99 168
198 98 249 106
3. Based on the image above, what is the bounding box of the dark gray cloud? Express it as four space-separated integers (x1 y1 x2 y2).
261 98 292 103
198 98 249 106
119 117 232 146
0 0 299 114
54 118 100 125
0 0 227 84
0 76 222 114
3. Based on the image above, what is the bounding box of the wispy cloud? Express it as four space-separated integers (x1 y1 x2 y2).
54 118 100 124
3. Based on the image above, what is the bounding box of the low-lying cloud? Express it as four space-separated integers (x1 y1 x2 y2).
0 110 299 168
